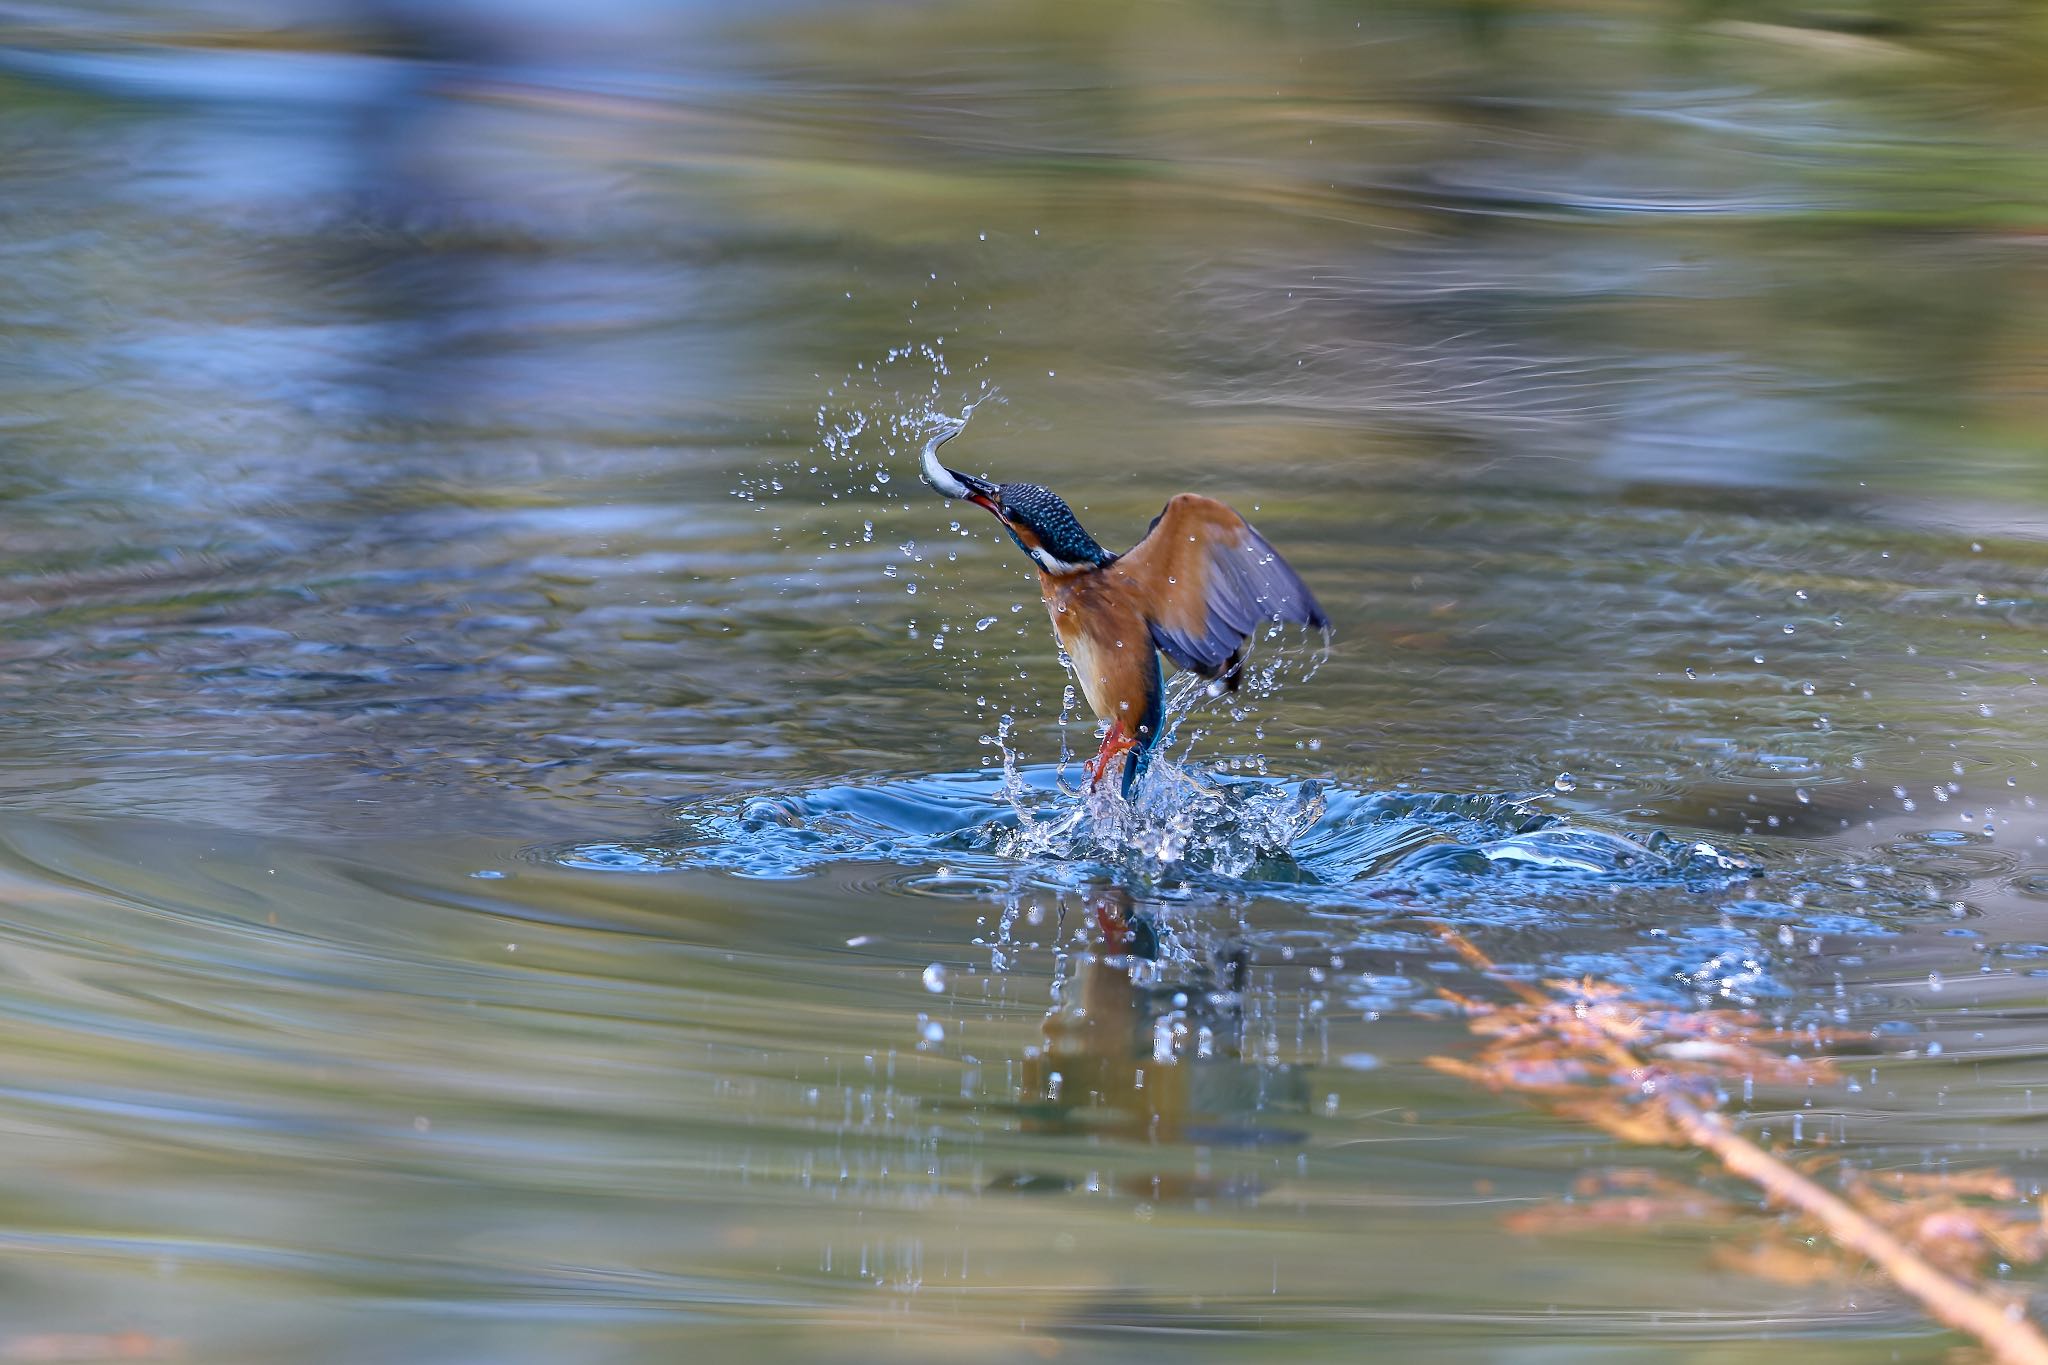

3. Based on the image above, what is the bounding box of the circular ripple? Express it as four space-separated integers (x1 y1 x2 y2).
880 868 1019 899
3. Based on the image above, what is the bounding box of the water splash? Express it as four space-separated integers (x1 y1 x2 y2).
536 760 1751 903
984 753 1330 882
733 338 996 526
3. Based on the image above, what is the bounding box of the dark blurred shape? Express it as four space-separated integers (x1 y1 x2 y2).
1018 887 1303 1156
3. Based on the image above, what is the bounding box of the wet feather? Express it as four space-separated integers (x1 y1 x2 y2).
1113 494 1329 679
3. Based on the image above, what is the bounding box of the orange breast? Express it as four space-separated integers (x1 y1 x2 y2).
1042 572 1154 727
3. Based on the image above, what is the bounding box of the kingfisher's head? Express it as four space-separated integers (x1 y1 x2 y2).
921 424 1112 576
970 478 1115 576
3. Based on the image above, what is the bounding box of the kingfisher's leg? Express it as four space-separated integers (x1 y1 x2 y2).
1085 721 1139 790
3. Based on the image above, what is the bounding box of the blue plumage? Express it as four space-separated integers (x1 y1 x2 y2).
1146 524 1328 679
996 483 1114 568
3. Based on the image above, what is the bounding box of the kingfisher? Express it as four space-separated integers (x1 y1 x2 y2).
922 420 1329 797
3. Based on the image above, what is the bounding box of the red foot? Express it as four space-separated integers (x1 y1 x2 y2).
1093 898 1131 953
1084 722 1139 791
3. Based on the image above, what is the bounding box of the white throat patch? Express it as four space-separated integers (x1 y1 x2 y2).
1029 546 1090 576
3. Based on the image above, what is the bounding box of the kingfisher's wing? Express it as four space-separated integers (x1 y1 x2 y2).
1110 493 1329 678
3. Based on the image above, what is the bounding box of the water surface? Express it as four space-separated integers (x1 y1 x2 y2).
1 1 2047 1359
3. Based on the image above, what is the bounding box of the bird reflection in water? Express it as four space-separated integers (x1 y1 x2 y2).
1009 888 1309 1199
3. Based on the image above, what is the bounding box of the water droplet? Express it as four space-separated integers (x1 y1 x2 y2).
922 963 948 993
975 616 997 632
1553 772 1578 793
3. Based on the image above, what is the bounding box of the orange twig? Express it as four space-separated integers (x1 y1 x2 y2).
1661 1097 2048 1365
1429 924 2048 1365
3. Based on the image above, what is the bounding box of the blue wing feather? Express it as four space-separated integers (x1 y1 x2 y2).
1144 520 1327 677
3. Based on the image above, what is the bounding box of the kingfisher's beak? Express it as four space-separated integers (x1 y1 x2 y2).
952 469 1000 515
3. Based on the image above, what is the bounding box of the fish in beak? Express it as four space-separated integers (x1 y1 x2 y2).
919 417 1000 513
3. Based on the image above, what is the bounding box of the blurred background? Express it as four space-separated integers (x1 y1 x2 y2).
2 0 2047 832
0 0 2045 1361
